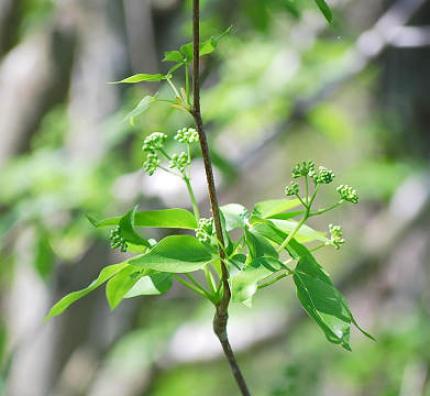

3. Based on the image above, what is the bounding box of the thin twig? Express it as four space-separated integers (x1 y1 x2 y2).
190 1 251 394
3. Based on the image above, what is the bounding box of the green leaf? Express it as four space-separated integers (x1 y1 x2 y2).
270 219 328 243
32 231 55 279
118 207 150 247
286 242 374 349
293 254 353 350
106 267 173 310
220 204 249 231
253 198 301 219
314 0 333 23
112 73 165 84
129 235 213 273
199 26 233 56
280 0 301 18
106 266 146 309
46 262 129 319
126 95 157 126
232 257 284 306
228 253 246 270
250 216 327 245
88 208 198 230
267 210 305 220
177 42 192 62
163 50 185 63
245 228 278 260
250 218 290 247
170 27 233 64
124 273 172 298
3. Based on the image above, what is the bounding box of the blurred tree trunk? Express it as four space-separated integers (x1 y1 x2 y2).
5 1 128 395
0 2 76 167
123 0 158 74
379 1 430 158
0 0 20 56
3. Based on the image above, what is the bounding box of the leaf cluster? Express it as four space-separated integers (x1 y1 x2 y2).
49 159 372 351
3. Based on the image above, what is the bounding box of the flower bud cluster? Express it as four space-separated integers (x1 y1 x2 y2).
337 184 359 204
195 218 213 243
143 153 160 176
292 160 315 179
329 224 345 250
313 166 335 185
285 181 299 197
175 128 199 144
142 132 168 153
110 226 128 252
169 152 189 172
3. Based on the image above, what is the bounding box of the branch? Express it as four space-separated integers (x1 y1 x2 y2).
190 1 250 395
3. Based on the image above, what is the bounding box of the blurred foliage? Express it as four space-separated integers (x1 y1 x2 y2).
1 0 429 395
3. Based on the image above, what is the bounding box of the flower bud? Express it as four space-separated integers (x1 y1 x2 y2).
143 153 160 176
110 226 128 252
169 152 189 172
175 127 199 144
314 166 335 184
328 224 345 250
292 161 315 179
142 132 168 153
195 217 213 243
285 181 299 197
337 184 359 204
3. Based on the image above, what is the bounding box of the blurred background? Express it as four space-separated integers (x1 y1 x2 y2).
1 0 430 395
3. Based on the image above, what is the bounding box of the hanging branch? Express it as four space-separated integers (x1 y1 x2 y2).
190 0 251 394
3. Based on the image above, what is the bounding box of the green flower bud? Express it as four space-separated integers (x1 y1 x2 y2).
143 153 160 176
169 152 189 172
285 181 299 197
314 166 335 184
329 224 345 250
142 132 168 153
292 160 315 179
110 226 128 252
337 184 359 204
175 127 199 144
195 217 213 243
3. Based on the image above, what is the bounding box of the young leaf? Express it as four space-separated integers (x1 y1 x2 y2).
249 216 327 245
245 228 278 260
46 262 129 319
124 273 172 298
118 207 150 247
88 208 198 230
128 235 213 273
163 50 185 63
126 95 157 126
106 267 173 310
106 266 146 310
270 219 329 243
199 26 232 56
250 218 289 247
111 73 165 84
266 210 305 220
253 198 301 219
232 257 284 306
179 42 193 63
167 26 233 64
220 204 249 231
314 0 333 23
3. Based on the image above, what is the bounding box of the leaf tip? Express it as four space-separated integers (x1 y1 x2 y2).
85 214 99 228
